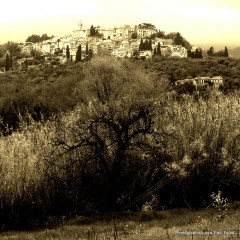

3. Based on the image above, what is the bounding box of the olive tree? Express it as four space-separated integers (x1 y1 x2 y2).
44 56 171 213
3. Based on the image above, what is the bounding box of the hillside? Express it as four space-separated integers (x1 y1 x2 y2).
0 56 240 231
229 47 240 58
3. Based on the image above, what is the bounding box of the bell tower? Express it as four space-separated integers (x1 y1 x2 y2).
78 20 83 30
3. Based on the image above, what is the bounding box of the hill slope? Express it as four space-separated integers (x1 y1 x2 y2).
229 47 240 58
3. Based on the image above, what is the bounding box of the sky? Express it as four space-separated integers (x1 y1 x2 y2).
0 0 239 50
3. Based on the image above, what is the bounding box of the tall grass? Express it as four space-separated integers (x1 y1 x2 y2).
0 118 57 229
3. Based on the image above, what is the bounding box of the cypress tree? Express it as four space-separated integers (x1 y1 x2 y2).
198 49 203 58
157 42 161 55
25 57 28 69
9 52 13 68
76 45 82 62
224 46 229 57
5 53 10 71
139 39 144 51
149 38 152 51
66 45 70 59
90 25 94 36
86 42 89 56
195 49 199 58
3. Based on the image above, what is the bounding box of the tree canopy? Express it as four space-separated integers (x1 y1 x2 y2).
26 34 53 43
138 23 156 30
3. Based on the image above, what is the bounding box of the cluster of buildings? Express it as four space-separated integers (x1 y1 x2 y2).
18 22 189 62
175 76 224 89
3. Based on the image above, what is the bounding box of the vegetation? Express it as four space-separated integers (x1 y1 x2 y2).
2 204 240 239
89 25 101 37
139 38 152 51
66 45 70 59
25 34 53 43
149 57 240 93
75 45 82 62
5 53 10 71
207 46 229 57
0 55 239 231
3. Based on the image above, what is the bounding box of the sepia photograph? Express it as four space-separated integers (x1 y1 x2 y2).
0 0 240 239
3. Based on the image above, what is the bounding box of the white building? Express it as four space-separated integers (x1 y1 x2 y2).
72 21 90 40
137 28 157 37
170 45 187 58
112 48 133 58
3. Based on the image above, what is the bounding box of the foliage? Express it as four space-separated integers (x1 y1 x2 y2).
189 48 203 58
0 42 22 59
138 23 156 30
75 45 82 62
173 32 191 49
5 53 10 71
156 29 166 38
149 57 240 93
2 206 240 239
139 38 152 51
211 191 229 222
0 56 240 230
156 42 161 55
26 34 53 43
66 45 70 59
131 32 138 39
207 46 215 56
0 62 85 133
90 25 100 36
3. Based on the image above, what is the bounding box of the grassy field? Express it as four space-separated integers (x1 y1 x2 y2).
1 203 240 240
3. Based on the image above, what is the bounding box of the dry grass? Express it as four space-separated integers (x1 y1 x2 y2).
1 206 240 240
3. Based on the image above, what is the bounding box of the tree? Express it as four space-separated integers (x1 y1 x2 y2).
5 53 10 71
143 39 149 51
47 56 169 211
90 25 95 36
150 33 156 39
156 30 165 38
138 23 156 33
198 49 203 58
139 39 144 51
75 45 82 62
26 34 52 43
148 38 152 51
156 42 161 55
195 49 199 58
88 49 93 59
224 46 229 57
173 32 183 45
131 32 137 39
25 57 28 69
207 47 214 56
132 49 139 59
9 52 12 68
187 49 192 58
30 49 42 59
86 42 89 56
66 45 70 59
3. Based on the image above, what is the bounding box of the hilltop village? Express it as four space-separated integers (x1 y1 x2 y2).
17 22 192 64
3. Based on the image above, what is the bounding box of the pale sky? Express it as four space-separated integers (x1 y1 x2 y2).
0 0 239 49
